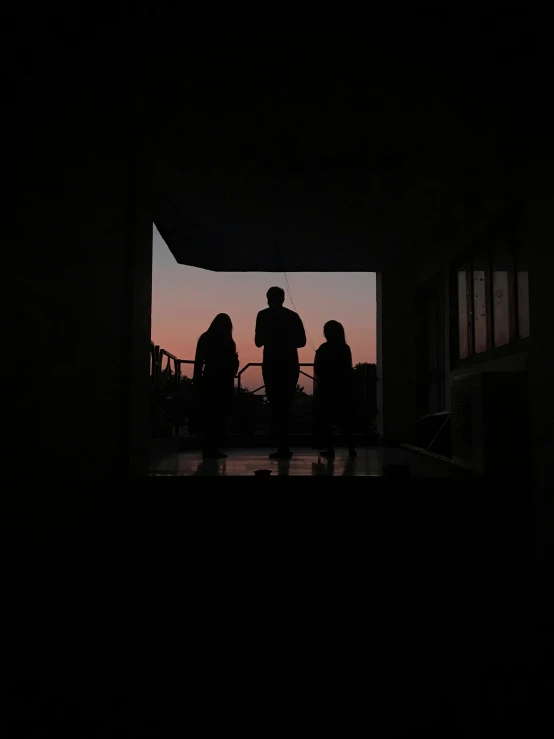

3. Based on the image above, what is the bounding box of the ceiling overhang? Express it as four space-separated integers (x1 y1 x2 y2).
151 29 527 272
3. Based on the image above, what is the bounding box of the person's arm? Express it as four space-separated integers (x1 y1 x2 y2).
232 343 240 376
314 346 329 382
313 349 320 393
193 339 204 386
346 345 353 371
254 311 265 348
295 314 307 348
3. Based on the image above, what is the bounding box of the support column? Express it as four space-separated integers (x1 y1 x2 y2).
376 271 416 444
7 77 152 481
526 197 554 594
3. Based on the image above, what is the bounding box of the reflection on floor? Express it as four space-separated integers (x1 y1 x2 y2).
150 446 458 476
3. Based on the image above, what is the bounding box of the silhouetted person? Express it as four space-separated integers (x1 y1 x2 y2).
193 313 239 458
255 286 306 458
313 320 356 457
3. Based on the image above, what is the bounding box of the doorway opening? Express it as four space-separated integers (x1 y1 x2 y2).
149 226 377 452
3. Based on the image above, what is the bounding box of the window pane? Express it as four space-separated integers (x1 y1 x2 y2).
517 270 530 339
492 270 510 346
492 247 513 348
473 268 487 354
457 269 469 359
493 269 510 346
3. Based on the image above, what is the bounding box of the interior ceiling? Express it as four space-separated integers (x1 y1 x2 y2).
6 11 549 272
151 27 532 272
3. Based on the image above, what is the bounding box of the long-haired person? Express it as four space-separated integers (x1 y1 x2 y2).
193 313 239 458
312 320 356 457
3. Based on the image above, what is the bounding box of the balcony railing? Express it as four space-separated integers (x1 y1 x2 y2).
150 343 194 393
150 345 315 394
150 342 315 436
150 342 376 441
237 362 315 393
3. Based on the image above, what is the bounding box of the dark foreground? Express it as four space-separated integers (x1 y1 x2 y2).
5 478 553 737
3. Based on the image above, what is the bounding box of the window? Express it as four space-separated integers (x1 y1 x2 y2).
516 248 530 340
492 248 512 348
457 268 470 359
453 241 529 363
472 258 487 354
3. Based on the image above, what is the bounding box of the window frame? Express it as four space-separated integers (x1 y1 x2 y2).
514 247 531 341
472 251 490 356
453 261 473 360
490 242 515 350
450 241 530 368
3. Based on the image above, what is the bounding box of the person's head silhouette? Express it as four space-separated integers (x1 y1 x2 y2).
205 313 233 343
266 286 285 307
323 320 346 344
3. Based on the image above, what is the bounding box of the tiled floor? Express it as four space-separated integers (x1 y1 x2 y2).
150 446 458 476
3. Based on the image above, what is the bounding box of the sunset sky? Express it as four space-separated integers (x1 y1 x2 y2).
151 226 376 393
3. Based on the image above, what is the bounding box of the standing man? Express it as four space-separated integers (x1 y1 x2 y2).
255 286 307 458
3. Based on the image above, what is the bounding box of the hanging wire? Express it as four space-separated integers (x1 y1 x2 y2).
283 271 317 352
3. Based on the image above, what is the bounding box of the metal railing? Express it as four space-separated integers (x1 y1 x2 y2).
149 346 316 436
151 344 315 397
237 362 315 395
150 343 377 440
150 343 195 437
236 362 316 432
150 342 194 394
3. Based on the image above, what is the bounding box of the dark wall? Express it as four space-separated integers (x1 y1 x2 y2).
376 271 416 443
526 196 554 591
6 52 153 484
